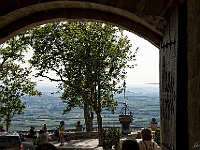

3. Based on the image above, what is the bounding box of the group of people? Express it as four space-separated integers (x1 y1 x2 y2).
29 121 65 147
122 128 160 150
31 124 159 150
32 123 49 145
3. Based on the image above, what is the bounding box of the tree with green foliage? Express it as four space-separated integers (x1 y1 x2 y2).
0 36 42 131
27 22 138 145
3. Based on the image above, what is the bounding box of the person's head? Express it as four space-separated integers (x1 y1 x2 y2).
60 120 64 125
122 140 139 150
35 143 57 150
43 124 46 126
141 128 152 141
31 126 35 129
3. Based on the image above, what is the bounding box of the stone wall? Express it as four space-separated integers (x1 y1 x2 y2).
187 0 200 150
160 6 178 150
160 1 189 149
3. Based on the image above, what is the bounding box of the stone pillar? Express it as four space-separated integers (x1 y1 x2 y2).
160 1 188 150
119 115 133 134
187 1 200 149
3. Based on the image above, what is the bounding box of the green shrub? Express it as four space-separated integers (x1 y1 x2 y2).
154 128 160 146
102 127 122 150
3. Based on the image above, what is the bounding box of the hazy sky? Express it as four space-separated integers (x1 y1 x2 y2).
124 31 159 85
33 31 159 87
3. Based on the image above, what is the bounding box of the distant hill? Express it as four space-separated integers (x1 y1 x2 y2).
35 83 159 97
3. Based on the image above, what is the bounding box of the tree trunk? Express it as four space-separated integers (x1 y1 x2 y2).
6 121 8 132
85 112 93 131
97 112 103 146
97 78 103 146
6 116 10 131
83 93 93 131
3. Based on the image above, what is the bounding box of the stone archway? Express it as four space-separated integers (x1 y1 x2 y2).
0 1 166 47
1 0 200 150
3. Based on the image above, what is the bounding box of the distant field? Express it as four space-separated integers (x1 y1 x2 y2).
8 85 160 131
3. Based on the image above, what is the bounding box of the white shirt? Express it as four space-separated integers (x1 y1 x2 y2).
138 140 160 150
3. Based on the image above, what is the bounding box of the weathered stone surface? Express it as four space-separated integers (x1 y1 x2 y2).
188 1 200 149
0 0 168 46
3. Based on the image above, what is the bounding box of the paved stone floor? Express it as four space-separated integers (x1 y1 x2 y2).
22 139 104 150
50 139 142 150
51 139 103 150
22 138 142 149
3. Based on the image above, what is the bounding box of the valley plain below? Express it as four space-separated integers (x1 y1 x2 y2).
9 84 160 132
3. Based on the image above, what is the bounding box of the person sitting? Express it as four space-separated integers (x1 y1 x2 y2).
35 143 57 150
122 139 139 150
138 128 160 150
28 126 37 139
42 124 48 133
34 130 47 145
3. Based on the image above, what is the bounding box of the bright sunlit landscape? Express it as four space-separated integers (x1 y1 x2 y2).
8 31 160 131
